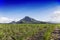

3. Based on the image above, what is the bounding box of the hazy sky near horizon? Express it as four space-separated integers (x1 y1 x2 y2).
0 0 60 23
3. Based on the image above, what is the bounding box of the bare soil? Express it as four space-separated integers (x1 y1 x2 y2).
50 27 60 40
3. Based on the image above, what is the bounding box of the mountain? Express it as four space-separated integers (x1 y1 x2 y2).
10 21 16 24
15 16 48 24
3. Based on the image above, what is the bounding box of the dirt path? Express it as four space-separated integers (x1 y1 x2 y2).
50 27 60 40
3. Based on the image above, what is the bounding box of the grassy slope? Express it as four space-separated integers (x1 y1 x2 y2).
0 24 56 40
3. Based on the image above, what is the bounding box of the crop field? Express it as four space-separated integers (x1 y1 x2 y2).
0 24 58 40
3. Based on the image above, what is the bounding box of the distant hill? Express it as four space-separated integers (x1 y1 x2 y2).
10 16 49 24
10 21 16 24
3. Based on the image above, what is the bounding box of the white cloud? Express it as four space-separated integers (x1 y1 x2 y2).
0 17 13 23
54 11 60 14
50 10 60 23
14 18 20 22
48 6 60 23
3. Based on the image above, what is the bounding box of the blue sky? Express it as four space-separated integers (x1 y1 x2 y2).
0 0 60 23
